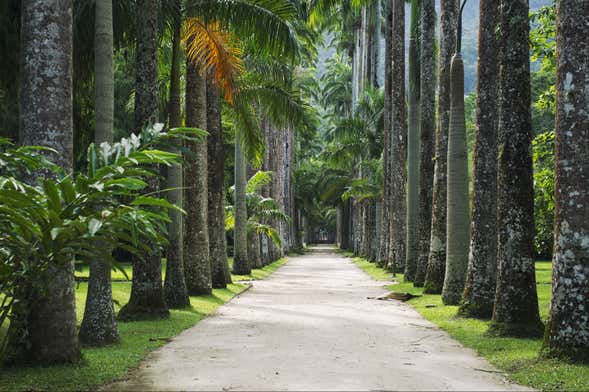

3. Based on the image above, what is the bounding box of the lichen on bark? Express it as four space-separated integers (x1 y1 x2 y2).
543 0 589 361
490 0 543 338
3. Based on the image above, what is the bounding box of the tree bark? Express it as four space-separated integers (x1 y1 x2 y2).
442 52 469 306
459 0 500 318
388 0 406 274
164 2 190 308
490 0 543 338
414 0 436 287
377 0 393 267
233 127 250 274
207 76 231 288
119 0 168 321
404 0 420 282
424 0 457 294
6 0 80 364
184 62 212 295
543 0 589 361
79 0 121 345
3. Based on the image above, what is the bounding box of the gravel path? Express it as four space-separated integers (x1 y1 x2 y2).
108 246 529 391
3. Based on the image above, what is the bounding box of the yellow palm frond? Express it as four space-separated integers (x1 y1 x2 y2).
183 19 243 103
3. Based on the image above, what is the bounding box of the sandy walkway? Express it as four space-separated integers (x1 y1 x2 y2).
108 246 529 391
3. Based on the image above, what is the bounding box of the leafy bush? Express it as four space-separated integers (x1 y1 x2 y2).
533 131 555 259
0 124 205 334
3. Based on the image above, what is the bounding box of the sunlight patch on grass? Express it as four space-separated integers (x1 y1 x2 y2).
349 255 589 391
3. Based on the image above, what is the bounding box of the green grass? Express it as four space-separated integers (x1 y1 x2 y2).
230 257 289 281
0 257 288 392
349 254 589 391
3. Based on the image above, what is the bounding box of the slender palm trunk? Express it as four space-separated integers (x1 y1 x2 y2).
459 0 500 318
442 47 469 306
388 0 406 273
490 0 543 338
80 0 121 344
119 0 168 321
164 2 190 308
544 0 589 361
405 0 421 282
184 63 212 295
5 0 80 364
377 0 393 267
414 0 435 287
233 128 250 274
207 76 231 288
423 0 458 294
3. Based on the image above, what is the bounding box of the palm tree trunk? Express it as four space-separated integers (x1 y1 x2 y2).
388 0 406 274
233 128 250 274
207 76 231 288
442 49 469 306
184 62 212 295
5 0 80 364
119 0 168 321
544 0 589 361
404 0 421 282
377 0 393 267
80 0 121 344
459 0 499 318
164 1 190 308
490 0 543 338
423 0 458 294
414 0 436 287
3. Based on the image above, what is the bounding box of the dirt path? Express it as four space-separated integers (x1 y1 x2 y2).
108 246 529 391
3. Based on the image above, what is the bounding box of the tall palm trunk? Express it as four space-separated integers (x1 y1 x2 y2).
544 0 589 361
6 0 80 364
442 5 469 305
119 0 168 321
233 128 250 274
164 1 190 308
80 0 121 344
490 0 543 338
404 0 421 282
459 0 500 318
423 0 458 294
207 76 231 288
388 0 406 273
414 0 435 287
184 63 212 295
377 0 393 267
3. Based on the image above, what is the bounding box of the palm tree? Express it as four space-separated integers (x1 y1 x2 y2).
184 63 213 295
233 126 250 274
414 0 435 287
377 0 392 267
544 0 589 361
79 0 121 344
459 0 500 318
5 0 80 364
442 0 469 306
490 0 543 338
404 0 421 282
164 0 191 308
119 0 169 321
389 0 406 273
423 0 458 294
207 75 232 288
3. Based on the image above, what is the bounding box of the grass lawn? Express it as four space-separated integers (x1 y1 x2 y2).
0 257 288 392
347 252 589 391
230 257 289 281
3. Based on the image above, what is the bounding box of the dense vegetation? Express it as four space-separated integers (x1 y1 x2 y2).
1 0 588 390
